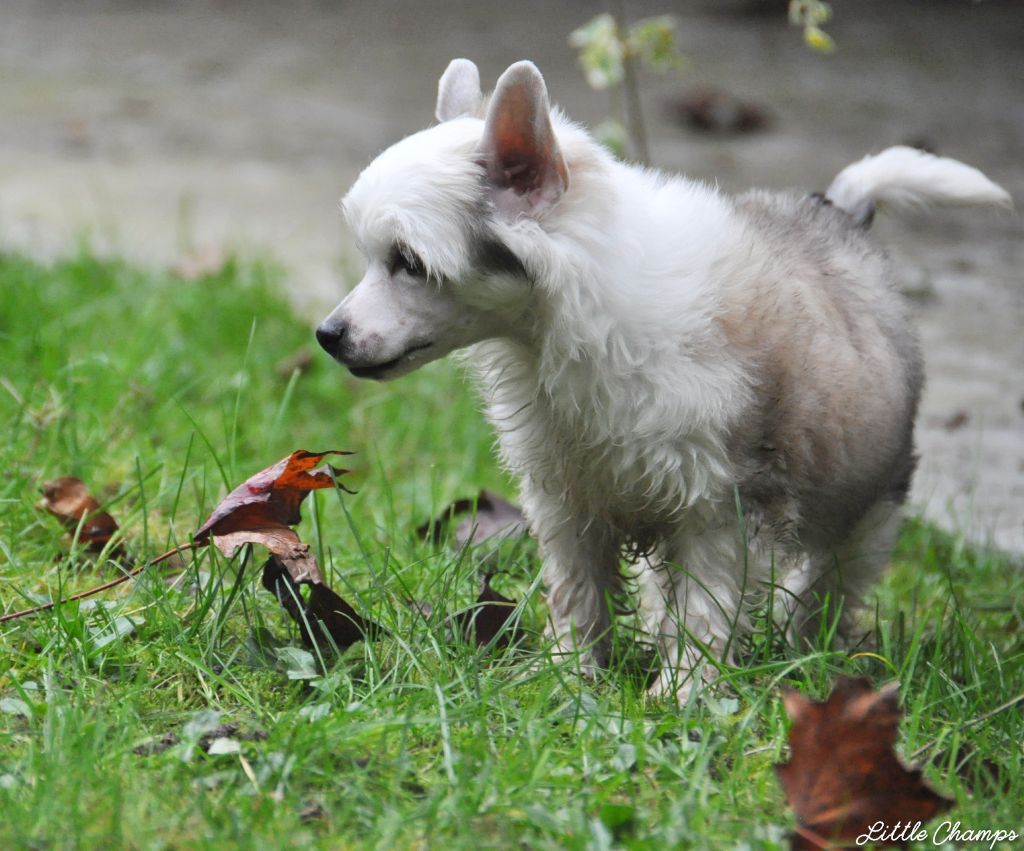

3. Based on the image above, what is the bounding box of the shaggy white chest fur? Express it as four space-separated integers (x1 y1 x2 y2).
471 168 756 545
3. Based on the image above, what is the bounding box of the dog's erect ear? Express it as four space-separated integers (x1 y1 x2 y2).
436 59 483 122
478 61 568 218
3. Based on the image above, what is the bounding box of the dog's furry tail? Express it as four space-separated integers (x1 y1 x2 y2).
825 145 1012 227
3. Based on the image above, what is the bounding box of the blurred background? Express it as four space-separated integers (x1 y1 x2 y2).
1 0 1021 550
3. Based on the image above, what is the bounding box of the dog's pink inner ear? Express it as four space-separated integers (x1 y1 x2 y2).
479 61 568 217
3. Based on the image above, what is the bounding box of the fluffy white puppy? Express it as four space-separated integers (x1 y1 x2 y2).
317 59 1010 699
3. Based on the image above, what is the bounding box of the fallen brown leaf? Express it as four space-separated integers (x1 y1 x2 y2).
261 556 385 650
418 489 527 547
212 527 323 585
194 449 352 584
192 449 382 651
38 476 120 552
195 450 351 538
775 677 953 850
447 571 527 649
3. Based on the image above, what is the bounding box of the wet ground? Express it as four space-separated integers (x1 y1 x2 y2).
1 0 1021 551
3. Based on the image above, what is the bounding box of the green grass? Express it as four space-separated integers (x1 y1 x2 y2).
0 251 1021 850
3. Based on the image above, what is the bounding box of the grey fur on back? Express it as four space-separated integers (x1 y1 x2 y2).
722 191 924 551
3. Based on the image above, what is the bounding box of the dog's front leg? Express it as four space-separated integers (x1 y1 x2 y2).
529 494 621 673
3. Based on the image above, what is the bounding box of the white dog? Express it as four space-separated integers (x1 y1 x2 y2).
317 59 1009 699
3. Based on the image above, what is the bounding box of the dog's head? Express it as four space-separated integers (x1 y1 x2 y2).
316 59 573 380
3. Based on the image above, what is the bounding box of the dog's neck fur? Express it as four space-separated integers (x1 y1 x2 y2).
468 140 752 521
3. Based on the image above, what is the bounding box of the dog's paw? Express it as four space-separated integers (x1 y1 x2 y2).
543 623 610 674
550 645 608 678
645 660 718 706
646 669 696 705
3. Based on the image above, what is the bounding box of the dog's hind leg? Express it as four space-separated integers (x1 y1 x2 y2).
779 499 903 647
648 525 753 701
635 550 672 639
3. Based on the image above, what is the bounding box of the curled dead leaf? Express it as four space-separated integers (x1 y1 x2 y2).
211 527 323 585
194 449 351 585
195 449 352 541
261 557 385 650
193 449 378 649
38 476 120 553
775 677 953 850
418 489 527 548
446 571 528 650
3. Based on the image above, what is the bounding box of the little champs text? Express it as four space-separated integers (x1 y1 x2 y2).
857 820 1020 848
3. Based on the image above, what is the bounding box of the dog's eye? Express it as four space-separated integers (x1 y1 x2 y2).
390 245 426 278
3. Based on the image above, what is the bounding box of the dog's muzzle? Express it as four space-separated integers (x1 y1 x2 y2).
316 319 433 380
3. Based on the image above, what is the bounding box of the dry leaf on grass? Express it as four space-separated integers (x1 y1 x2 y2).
446 571 527 649
418 491 531 650
775 677 953 850
418 489 527 547
209 526 323 586
194 449 352 585
193 449 381 650
261 556 384 650
38 476 120 553
195 450 352 541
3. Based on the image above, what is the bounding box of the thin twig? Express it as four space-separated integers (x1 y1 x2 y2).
0 542 197 624
910 692 1024 763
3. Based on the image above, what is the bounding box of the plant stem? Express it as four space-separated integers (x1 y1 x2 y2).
611 0 650 164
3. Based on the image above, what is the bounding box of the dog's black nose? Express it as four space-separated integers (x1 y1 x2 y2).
315 321 347 358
